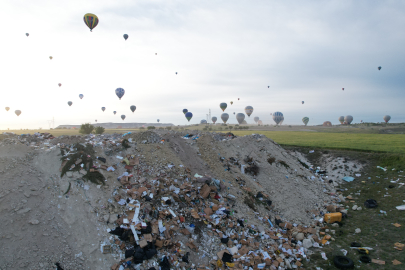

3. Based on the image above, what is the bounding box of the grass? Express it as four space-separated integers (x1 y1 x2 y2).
232 131 405 154
302 152 405 269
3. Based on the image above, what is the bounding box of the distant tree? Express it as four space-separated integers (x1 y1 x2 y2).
94 126 105 134
79 123 94 134
139 127 145 130
166 126 172 130
147 126 156 130
229 126 233 130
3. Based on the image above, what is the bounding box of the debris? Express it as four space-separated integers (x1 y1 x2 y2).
371 259 385 265
392 260 402 265
342 176 355 182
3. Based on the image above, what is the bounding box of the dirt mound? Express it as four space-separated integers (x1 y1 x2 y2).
0 131 344 269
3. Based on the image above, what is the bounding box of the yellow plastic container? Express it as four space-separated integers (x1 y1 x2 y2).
324 212 342 223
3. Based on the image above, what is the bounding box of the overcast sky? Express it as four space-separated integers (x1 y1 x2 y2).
1 0 404 129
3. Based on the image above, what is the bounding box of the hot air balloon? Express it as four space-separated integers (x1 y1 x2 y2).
15 110 21 116
212 116 217 124
323 121 332 127
157 119 160 123
200 120 207 124
302 117 309 126
83 13 99 31
185 112 193 122
233 112 235 115
254 117 259 123
58 83 61 87
123 34 128 40
238 98 240 100
68 101 72 106
272 112 284 125
95 120 97 122
383 115 391 123
302 101 304 104
183 109 188 115
338 116 344 124
244 106 253 117
49 56 53 60
360 120 363 123
130 105 136 113
344 115 353 125
378 66 382 70
101 107 106 112
5 107 10 111
220 103 227 112
230 101 233 105
258 120 263 125
113 111 117 115
26 33 29 37
221 113 229 124
115 88 125 100
121 115 126 120
79 94 84 99
236 113 245 124
268 86 270 88
175 72 178 75
342 88 344 91
155 53 157 55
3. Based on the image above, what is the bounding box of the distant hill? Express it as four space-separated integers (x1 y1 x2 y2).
55 122 174 129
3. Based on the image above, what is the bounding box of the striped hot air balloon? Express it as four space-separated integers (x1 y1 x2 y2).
83 13 99 31
302 117 309 126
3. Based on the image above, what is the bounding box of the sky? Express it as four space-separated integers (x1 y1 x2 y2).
1 0 405 129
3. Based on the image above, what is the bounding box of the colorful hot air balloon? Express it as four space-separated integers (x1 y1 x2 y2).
220 103 227 112
26 33 29 37
344 115 353 124
79 94 84 99
212 116 217 124
101 107 106 112
5 107 10 111
185 112 193 122
123 34 128 40
130 105 136 113
15 110 21 116
115 88 125 100
49 56 53 60
83 13 99 32
157 119 160 123
58 83 61 87
258 120 263 125
254 117 259 123
183 109 188 115
323 121 332 127
113 111 117 115
121 115 126 120
230 101 233 105
342 88 344 91
378 66 382 70
383 115 391 123
268 86 270 88
244 106 253 117
200 120 207 124
236 113 245 124
68 101 72 106
338 116 344 124
221 113 229 123
302 101 304 104
272 112 284 125
302 117 309 126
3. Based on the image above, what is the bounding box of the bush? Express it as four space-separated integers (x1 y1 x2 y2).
166 127 172 130
94 126 105 134
79 123 94 134
229 126 233 130
139 127 145 130
147 126 156 130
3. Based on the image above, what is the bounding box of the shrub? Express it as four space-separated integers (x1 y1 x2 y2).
166 127 172 130
94 126 105 134
229 126 233 130
147 126 156 130
139 127 145 130
79 123 94 134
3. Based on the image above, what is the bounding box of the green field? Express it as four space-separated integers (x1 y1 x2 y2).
232 131 405 154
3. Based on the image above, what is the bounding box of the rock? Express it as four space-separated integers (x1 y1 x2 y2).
303 239 312 249
352 205 358 210
17 208 31 214
66 171 73 178
285 259 292 269
103 214 110 222
340 209 348 214
109 215 118 223
296 233 305 241
29 219 40 225
355 228 361 234
23 191 30 198
357 207 362 211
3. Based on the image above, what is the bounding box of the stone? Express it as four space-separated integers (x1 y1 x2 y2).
352 205 358 210
103 214 110 222
357 207 362 211
331 223 340 227
66 171 73 178
302 239 312 249
355 228 361 234
29 219 40 225
17 208 31 214
109 215 118 223
296 233 305 241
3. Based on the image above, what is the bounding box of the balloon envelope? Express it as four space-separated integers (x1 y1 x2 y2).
344 115 353 124
383 115 391 123
15 110 21 116
123 34 128 40
5 107 10 111
101 107 106 112
272 112 284 125
236 113 245 124
157 119 160 122
244 106 253 117
121 115 126 120
212 116 217 124
221 113 229 123
130 105 136 113
83 13 99 31
200 120 207 124
302 117 309 126
302 101 304 104
68 101 72 106
230 101 233 105
185 112 193 122
49 56 53 60
113 111 117 115
26 33 29 37
323 121 332 126
183 109 188 115
338 116 344 124
79 94 84 99
378 66 382 70
254 117 259 123
220 103 227 112
115 88 125 100
58 83 61 87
